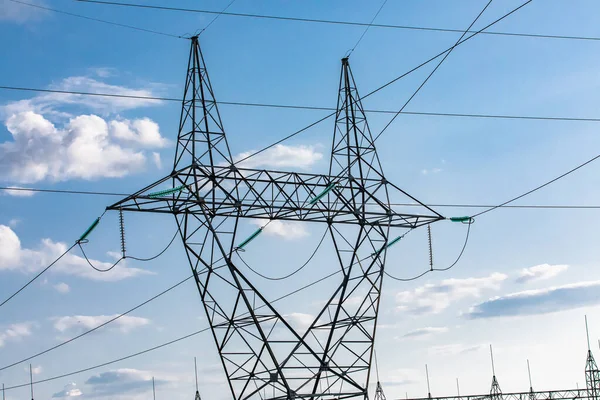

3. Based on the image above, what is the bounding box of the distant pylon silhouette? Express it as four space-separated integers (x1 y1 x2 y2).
585 317 600 400
527 360 534 400
194 357 202 400
373 351 386 400
489 346 502 400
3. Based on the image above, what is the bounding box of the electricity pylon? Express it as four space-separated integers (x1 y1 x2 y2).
585 317 600 400
108 36 443 400
489 346 502 400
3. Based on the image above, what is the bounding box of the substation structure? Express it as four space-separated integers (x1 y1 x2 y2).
384 338 600 400
107 36 445 400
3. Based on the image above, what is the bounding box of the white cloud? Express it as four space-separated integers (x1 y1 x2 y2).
3 187 35 197
54 282 70 294
32 365 43 375
0 112 166 184
3 76 163 117
284 312 315 331
152 152 162 169
53 383 83 398
9 218 21 227
395 273 507 315
234 144 323 170
0 225 22 268
421 168 442 175
380 368 419 386
53 315 150 334
251 220 309 240
428 343 485 356
0 322 34 347
400 326 448 340
0 224 151 281
91 67 116 78
110 118 169 148
0 0 47 23
466 280 600 319
84 369 173 397
515 264 569 284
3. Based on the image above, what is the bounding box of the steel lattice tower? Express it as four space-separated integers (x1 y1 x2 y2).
374 382 387 400
108 37 443 400
489 346 502 400
585 318 600 400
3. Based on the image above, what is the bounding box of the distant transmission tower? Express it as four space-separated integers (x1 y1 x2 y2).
373 351 386 400
585 317 600 400
109 36 443 400
194 357 201 400
489 346 502 400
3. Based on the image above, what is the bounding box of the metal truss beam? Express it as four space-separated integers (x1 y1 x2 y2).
108 165 443 228
402 389 590 400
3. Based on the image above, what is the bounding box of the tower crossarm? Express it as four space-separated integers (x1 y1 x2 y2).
107 164 443 228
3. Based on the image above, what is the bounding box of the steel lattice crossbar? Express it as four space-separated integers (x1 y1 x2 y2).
403 389 590 400
109 164 442 228
108 36 443 400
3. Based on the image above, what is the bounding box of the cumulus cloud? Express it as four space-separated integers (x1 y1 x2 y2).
3 76 163 117
85 369 170 397
466 280 600 319
0 112 170 184
152 152 162 169
234 144 323 170
515 264 569 284
380 369 419 386
53 315 150 334
54 282 70 294
285 312 315 331
400 326 448 340
428 343 485 356
53 383 83 398
0 224 151 281
395 273 507 315
0 322 34 347
9 218 20 227
110 119 169 148
250 220 309 240
3 187 35 197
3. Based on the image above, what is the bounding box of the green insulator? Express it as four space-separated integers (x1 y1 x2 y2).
309 182 337 205
372 234 404 257
450 216 471 223
237 227 263 249
148 185 185 198
79 217 100 241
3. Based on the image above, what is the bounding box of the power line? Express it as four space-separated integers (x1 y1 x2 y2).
4 84 600 122
2 186 600 210
8 0 182 39
385 218 473 281
2 326 212 391
74 0 600 43
0 274 193 372
471 152 600 218
236 228 328 281
347 0 388 56
198 0 237 35
0 243 77 309
374 0 495 141
234 0 533 165
1 268 342 392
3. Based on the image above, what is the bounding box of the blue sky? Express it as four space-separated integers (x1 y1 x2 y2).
3 0 600 399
